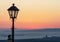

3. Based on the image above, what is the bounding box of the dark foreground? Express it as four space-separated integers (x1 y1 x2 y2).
1 36 60 42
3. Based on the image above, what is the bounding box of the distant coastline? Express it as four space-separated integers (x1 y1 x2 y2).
1 36 60 42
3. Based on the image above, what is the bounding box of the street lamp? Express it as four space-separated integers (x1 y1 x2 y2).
7 3 19 42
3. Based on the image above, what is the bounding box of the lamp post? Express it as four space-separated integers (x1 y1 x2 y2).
7 3 19 42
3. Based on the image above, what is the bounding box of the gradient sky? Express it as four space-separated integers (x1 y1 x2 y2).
0 0 60 30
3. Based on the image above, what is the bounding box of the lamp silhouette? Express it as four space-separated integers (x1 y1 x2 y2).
7 3 19 42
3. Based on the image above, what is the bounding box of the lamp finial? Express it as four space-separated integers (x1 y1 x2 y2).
13 3 15 6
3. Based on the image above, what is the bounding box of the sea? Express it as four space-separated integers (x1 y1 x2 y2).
0 28 60 40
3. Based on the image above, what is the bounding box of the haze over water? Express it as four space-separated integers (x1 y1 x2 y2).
1 28 60 40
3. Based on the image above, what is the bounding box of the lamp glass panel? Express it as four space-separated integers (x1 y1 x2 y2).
8 11 12 18
15 11 18 18
12 11 14 18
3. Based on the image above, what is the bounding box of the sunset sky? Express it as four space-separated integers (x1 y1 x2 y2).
0 0 60 30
